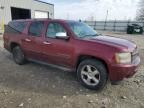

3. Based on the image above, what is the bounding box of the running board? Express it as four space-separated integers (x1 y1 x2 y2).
28 59 73 72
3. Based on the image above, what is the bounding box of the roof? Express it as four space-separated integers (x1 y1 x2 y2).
11 18 79 23
11 18 52 22
34 0 54 6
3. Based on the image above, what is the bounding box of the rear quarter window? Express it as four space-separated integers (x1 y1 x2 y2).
5 21 27 34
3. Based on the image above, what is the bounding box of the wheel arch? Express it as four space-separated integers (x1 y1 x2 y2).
9 42 20 52
76 55 109 74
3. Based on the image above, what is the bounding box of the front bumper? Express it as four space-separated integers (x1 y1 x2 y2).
109 56 140 81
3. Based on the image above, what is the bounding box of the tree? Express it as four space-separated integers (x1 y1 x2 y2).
136 0 144 21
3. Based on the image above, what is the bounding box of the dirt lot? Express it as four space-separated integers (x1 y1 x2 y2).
0 33 144 108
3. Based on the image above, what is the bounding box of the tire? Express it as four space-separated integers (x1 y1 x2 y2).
127 28 130 34
12 46 26 65
127 28 133 34
77 59 108 90
140 28 143 34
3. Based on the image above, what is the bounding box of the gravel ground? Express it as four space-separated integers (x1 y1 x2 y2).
0 33 144 108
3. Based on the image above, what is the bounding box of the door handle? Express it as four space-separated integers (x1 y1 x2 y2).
43 41 51 45
25 38 31 42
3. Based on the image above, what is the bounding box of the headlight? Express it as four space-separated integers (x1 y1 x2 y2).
115 52 131 64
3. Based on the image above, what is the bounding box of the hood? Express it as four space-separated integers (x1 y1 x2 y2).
86 36 136 52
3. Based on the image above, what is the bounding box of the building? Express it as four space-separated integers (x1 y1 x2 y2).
0 0 54 33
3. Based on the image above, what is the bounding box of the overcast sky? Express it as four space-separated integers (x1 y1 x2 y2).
42 0 140 21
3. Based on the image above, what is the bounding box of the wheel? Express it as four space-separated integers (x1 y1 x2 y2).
140 28 143 34
12 46 26 65
77 59 108 90
127 28 132 34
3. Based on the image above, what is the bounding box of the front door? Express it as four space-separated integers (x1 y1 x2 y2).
42 22 74 67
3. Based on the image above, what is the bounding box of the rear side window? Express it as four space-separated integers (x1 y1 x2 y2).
29 21 44 37
6 21 27 33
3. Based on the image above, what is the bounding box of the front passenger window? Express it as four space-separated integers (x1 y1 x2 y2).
46 23 66 38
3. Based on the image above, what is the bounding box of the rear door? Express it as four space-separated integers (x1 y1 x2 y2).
22 21 45 60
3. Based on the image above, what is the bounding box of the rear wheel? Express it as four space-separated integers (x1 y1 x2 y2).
140 28 143 34
77 59 108 90
12 46 26 65
127 28 133 34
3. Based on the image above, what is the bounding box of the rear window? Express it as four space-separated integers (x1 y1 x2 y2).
8 21 27 33
28 21 44 37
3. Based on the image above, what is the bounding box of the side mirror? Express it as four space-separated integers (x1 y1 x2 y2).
56 32 69 40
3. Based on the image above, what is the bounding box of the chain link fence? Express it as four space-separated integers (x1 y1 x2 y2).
1 20 144 34
85 20 144 33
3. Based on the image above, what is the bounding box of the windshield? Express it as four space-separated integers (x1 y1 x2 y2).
68 21 98 38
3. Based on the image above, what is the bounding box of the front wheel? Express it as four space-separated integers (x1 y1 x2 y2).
77 59 108 90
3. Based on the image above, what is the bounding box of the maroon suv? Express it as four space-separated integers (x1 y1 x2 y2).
3 19 140 90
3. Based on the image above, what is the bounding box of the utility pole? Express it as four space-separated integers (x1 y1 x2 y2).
104 10 109 30
105 10 109 22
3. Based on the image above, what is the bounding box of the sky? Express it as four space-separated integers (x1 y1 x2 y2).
42 0 140 21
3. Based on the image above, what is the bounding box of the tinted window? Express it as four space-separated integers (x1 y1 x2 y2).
9 21 27 33
46 23 66 38
29 21 44 37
